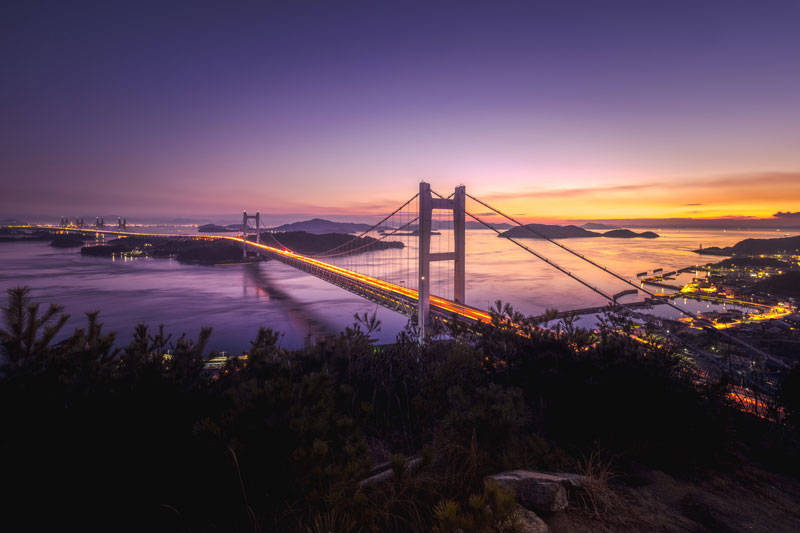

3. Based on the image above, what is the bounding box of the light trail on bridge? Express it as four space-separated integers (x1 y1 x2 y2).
22 225 493 325
235 237 493 324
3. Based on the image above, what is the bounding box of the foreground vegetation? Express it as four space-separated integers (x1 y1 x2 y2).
2 287 799 532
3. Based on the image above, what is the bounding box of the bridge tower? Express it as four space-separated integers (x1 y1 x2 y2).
417 181 465 341
241 211 261 257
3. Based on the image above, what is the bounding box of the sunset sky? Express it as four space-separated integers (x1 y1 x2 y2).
2 1 799 222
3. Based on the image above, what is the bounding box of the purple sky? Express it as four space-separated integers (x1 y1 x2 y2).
2 0 799 221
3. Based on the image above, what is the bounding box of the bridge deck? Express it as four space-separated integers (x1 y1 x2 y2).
21 226 492 324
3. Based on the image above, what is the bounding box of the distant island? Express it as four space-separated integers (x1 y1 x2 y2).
49 234 93 248
265 218 372 234
80 236 248 264
581 222 620 230
0 227 62 243
499 224 659 239
601 229 659 239
258 231 402 254
79 231 403 265
200 218 517 234
695 234 800 256
197 223 240 233
465 221 514 230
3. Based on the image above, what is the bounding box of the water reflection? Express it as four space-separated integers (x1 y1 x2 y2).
0 228 786 351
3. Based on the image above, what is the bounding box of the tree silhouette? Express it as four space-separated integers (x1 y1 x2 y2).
0 286 69 374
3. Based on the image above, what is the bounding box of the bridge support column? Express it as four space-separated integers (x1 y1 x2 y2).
418 182 432 342
242 211 262 257
242 212 248 258
417 182 467 343
453 185 465 304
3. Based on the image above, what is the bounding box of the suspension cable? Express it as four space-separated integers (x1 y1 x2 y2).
313 217 419 258
301 193 420 256
450 202 616 302
460 192 778 364
464 192 699 317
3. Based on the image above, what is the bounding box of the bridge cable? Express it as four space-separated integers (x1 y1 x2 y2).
447 203 616 302
306 193 419 257
312 217 419 259
461 192 779 365
465 193 700 316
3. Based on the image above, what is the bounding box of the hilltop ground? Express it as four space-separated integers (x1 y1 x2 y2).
548 463 800 532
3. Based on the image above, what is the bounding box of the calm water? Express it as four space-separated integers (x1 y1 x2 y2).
1 228 794 351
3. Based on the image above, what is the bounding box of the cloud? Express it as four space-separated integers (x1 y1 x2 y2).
481 182 657 202
472 171 800 219
773 211 800 218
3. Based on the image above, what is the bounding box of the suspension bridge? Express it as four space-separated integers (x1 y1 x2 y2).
17 182 780 363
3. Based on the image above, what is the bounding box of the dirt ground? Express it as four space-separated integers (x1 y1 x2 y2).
543 463 800 532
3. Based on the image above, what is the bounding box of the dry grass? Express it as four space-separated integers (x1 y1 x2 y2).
572 447 623 521
301 509 362 533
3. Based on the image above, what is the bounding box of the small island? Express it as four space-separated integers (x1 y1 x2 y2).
259 231 403 254
499 224 659 239
265 218 373 234
49 234 93 247
80 236 248 265
601 229 659 239
78 231 404 265
581 222 620 230
197 223 240 233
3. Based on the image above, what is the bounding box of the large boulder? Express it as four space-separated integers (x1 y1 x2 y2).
486 470 587 513
517 506 551 532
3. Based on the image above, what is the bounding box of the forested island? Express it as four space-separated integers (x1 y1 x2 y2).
199 219 377 234
259 231 403 254
0 227 403 265
499 224 658 239
77 231 402 264
80 236 249 264
197 223 240 232
266 218 373 234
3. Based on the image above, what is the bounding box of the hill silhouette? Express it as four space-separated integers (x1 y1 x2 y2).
500 224 659 239
266 218 372 234
695 234 800 256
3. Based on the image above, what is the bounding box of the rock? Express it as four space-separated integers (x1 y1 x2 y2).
358 455 423 487
486 470 587 513
518 506 551 532
544 471 587 489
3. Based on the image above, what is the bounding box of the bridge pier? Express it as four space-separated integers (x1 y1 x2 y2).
417 182 466 342
418 183 432 341
241 211 261 257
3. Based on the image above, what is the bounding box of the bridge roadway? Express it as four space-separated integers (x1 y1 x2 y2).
26 226 493 325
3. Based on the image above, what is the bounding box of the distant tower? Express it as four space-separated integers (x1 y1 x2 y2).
241 211 261 257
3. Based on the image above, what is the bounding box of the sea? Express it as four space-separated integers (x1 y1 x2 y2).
0 227 793 352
